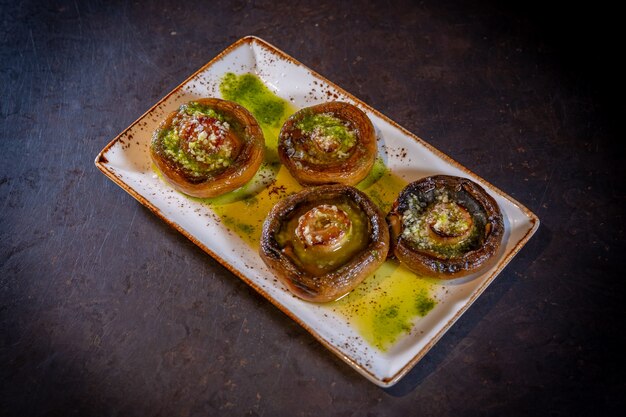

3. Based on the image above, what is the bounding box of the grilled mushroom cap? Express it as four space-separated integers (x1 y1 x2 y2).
260 184 389 302
278 101 376 186
387 175 504 278
150 98 264 198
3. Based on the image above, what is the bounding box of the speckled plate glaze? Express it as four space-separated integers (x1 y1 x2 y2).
95 36 539 387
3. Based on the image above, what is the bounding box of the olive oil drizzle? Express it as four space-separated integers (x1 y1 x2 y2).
196 72 437 351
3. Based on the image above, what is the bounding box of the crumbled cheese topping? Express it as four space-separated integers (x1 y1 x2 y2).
174 112 233 172
294 112 357 162
310 126 341 153
401 191 477 257
154 103 239 177
183 116 232 165
427 202 471 236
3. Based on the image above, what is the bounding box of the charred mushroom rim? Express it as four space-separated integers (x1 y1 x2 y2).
387 175 504 278
150 98 264 198
277 101 377 186
260 185 389 303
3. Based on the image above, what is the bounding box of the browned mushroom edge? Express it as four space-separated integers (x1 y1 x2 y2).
386 175 504 278
260 184 389 303
277 101 377 186
150 98 264 198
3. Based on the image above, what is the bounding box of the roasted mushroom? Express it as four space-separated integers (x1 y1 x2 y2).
150 98 264 198
278 102 377 186
260 185 389 302
387 175 504 278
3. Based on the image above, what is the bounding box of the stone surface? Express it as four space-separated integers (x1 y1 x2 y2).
1 1 624 416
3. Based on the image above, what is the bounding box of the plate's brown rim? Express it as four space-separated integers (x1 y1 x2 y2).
94 35 540 388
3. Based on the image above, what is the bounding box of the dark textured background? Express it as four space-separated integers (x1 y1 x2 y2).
1 0 624 416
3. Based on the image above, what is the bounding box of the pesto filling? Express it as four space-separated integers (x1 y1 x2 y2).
153 102 236 177
182 102 225 121
402 191 482 258
295 112 356 162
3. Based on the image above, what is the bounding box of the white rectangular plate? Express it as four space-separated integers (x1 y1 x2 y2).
95 36 539 387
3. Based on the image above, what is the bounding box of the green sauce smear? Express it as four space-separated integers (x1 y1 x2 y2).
332 261 437 351
296 112 356 158
220 72 293 162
